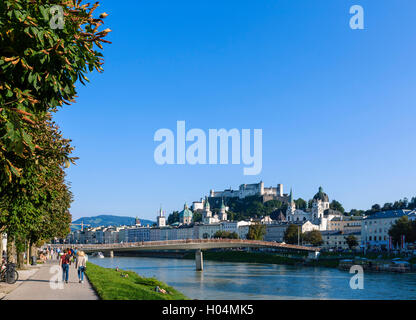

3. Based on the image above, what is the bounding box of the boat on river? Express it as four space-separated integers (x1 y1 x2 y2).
92 252 105 259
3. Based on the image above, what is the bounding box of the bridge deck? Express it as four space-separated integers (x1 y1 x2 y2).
51 239 320 252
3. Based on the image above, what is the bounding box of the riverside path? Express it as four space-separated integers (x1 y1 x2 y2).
2 260 98 300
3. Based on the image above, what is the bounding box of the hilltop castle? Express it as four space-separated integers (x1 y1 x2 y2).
192 181 289 211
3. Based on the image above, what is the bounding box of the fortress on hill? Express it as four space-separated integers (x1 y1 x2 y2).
192 181 290 211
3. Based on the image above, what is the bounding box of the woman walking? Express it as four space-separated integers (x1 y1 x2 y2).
76 251 87 283
59 249 71 284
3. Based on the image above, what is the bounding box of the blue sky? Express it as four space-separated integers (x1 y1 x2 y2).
54 0 416 221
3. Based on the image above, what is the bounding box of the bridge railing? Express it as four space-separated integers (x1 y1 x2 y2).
51 239 320 252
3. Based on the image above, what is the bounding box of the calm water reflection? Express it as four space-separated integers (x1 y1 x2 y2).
89 256 416 300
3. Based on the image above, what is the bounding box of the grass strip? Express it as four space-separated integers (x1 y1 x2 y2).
85 262 188 300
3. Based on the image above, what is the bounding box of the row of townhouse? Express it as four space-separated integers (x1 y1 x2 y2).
64 210 416 252
361 209 416 249
66 220 253 244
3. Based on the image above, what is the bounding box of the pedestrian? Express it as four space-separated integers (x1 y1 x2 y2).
73 247 78 268
59 249 71 284
76 251 87 284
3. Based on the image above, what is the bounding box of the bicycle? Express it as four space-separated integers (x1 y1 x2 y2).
0 262 19 284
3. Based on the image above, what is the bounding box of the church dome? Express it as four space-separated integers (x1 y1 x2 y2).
179 203 193 218
313 187 329 202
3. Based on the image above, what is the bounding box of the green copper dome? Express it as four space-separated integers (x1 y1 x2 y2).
220 198 226 209
179 203 193 218
313 186 329 202
204 197 210 210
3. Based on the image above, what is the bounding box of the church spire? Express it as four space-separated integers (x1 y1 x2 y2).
204 196 210 210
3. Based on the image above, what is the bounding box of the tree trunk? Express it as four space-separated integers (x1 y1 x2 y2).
26 240 30 266
7 235 16 264
30 242 37 259
17 251 24 269
0 233 3 260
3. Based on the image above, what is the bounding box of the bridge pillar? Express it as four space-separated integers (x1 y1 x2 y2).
195 249 203 271
109 250 114 258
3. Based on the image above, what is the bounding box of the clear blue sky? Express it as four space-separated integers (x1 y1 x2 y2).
54 0 416 221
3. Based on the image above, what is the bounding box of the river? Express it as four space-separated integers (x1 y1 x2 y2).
89 256 416 300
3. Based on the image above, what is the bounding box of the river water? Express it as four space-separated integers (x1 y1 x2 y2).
89 256 416 300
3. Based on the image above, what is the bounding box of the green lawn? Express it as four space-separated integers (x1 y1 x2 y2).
85 262 188 300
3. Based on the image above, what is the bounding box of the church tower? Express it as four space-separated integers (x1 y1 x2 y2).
312 186 330 220
135 217 141 226
157 207 166 227
202 196 212 223
286 188 296 221
219 198 228 221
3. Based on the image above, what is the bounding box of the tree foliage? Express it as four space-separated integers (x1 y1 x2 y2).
247 224 266 240
284 224 301 244
345 235 358 249
388 216 416 246
303 230 323 246
0 0 111 258
0 0 111 182
213 231 239 239
330 200 345 214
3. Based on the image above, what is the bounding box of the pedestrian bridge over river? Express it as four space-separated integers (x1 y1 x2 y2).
53 239 321 271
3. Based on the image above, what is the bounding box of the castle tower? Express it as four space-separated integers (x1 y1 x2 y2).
277 184 283 197
157 207 166 227
260 181 265 195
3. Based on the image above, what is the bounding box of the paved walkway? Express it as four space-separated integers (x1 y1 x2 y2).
2 260 98 300
0 266 40 300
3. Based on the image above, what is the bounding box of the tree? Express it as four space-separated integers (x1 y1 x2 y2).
371 204 381 212
0 0 110 262
348 209 364 216
330 200 345 214
382 203 393 211
284 224 302 245
247 224 266 240
0 116 74 261
388 216 416 246
346 235 359 249
294 198 307 211
303 230 323 246
213 231 239 239
0 0 111 182
192 212 202 223
167 211 180 225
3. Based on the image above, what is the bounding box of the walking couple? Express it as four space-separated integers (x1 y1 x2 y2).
59 249 87 284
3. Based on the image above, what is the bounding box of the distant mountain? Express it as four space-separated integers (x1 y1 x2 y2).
71 215 155 231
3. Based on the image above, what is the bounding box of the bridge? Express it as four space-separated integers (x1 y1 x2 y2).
52 239 321 271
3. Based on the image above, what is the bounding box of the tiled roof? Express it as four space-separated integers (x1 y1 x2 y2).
321 230 360 236
364 209 416 220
